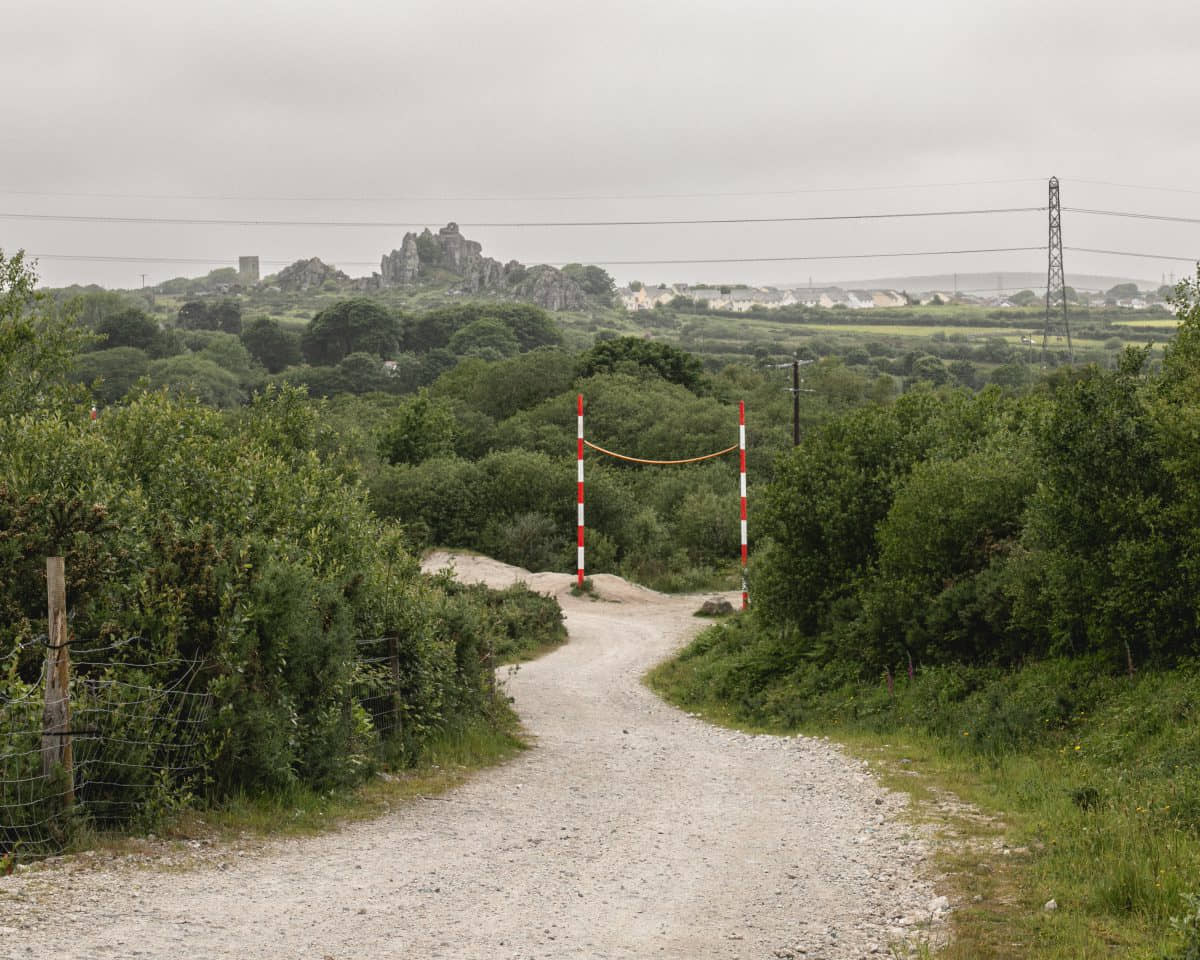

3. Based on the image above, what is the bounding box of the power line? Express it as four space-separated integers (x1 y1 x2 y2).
1 206 1045 230
30 245 1045 270
1064 246 1199 263
0 177 1045 204
563 246 1044 266
1069 178 1200 198
1065 207 1200 226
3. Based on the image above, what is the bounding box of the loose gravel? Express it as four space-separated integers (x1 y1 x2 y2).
0 554 947 959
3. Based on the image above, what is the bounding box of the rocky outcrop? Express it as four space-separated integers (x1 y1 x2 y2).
378 222 590 310
512 264 588 311
435 222 484 272
274 258 350 292
380 233 420 286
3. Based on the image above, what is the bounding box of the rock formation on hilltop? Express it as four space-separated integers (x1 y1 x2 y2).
379 222 589 311
273 257 351 292
380 234 420 286
511 264 589 311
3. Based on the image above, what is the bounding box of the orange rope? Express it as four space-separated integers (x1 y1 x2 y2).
582 439 738 465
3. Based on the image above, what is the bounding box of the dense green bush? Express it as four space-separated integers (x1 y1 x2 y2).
1 252 571 836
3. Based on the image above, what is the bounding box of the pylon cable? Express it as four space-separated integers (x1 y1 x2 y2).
1065 246 1199 263
0 177 1045 204
0 207 1045 229
1064 207 1200 226
27 245 1046 269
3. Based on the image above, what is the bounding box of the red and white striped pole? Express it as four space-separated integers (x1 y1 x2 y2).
739 400 748 609
577 393 585 587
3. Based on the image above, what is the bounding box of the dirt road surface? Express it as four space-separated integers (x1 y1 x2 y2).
0 553 945 959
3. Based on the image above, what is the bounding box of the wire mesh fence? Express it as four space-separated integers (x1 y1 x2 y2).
1 636 211 860
3 631 417 862
354 636 402 742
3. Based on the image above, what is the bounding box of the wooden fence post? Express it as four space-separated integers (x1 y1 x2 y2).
386 635 403 741
41 557 74 806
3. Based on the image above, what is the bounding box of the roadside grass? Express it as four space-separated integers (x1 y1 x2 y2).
646 619 1200 959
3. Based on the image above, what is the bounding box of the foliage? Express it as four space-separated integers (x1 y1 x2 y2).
302 298 400 366
240 316 302 373
0 373 561 828
402 303 560 355
178 299 243 335
70 346 151 404
447 318 521 359
378 389 458 465
0 249 93 419
578 336 706 392
90 307 172 356
147 355 246 407
561 263 616 304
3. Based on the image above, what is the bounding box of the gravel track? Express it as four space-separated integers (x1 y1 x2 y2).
0 554 945 959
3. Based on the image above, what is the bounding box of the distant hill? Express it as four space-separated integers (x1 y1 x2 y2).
783 271 1158 296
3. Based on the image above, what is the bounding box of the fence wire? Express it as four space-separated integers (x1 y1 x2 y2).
354 636 402 741
1 637 211 860
3 634 410 861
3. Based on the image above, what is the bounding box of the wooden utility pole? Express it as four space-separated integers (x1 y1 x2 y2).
786 358 814 447
41 557 74 806
792 359 801 447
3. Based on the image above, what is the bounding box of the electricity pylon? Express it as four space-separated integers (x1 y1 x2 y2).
1043 176 1072 362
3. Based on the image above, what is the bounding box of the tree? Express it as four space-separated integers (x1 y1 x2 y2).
1010 289 1039 307
336 352 394 395
148 355 245 407
402 303 559 355
561 263 616 304
177 299 242 334
71 347 151 404
302 299 400 366
0 249 92 418
432 348 575 421
74 290 135 328
990 361 1033 390
909 354 950 387
578 337 705 392
447 318 520 358
1107 282 1140 300
92 308 165 354
378 389 458 465
948 359 980 389
241 316 302 373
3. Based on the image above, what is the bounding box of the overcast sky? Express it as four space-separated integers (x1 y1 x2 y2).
2 0 1198 291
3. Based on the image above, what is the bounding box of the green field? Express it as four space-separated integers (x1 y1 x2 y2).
1112 318 1181 329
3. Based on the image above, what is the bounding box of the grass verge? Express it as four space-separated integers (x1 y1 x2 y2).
646 617 1200 959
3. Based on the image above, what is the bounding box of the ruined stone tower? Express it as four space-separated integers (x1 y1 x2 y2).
238 256 260 284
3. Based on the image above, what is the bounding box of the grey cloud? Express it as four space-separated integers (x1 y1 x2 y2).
2 0 1197 288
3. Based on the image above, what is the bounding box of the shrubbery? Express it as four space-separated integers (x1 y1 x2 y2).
0 253 569 838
